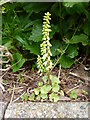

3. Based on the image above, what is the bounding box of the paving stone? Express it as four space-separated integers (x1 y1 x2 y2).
0 102 89 119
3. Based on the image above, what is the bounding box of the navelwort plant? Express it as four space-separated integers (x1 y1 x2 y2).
23 12 62 102
37 12 52 85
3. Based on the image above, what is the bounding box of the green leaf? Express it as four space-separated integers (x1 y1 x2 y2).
23 3 51 14
40 94 48 99
38 82 43 87
42 76 48 83
74 3 88 16
26 42 40 55
70 34 88 46
29 23 43 42
34 88 39 95
4 80 8 84
36 95 41 101
15 35 26 45
11 53 26 72
83 21 90 36
50 24 60 39
21 93 28 102
60 55 74 68
50 75 60 84
52 84 60 93
60 90 64 96
51 40 60 56
15 36 31 50
82 90 88 95
29 93 35 101
66 45 79 58
50 3 60 16
49 93 59 102
4 41 13 50
70 90 77 100
63 2 78 8
40 85 51 94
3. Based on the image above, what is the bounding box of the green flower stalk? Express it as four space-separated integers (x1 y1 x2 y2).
37 12 52 76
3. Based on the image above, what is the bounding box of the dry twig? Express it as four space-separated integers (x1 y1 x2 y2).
66 85 81 94
58 64 61 79
69 72 90 82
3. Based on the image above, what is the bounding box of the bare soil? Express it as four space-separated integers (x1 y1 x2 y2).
0 63 90 103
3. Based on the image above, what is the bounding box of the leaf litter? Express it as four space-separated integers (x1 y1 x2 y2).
0 63 90 103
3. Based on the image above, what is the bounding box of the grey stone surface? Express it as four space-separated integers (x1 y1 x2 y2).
0 102 89 119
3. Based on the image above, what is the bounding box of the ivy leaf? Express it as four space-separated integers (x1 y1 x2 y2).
11 53 26 72
50 3 60 16
40 85 51 94
29 24 43 42
83 21 90 36
50 75 60 84
40 94 48 100
66 45 79 58
49 93 59 102
60 55 74 68
34 88 39 95
51 40 60 56
29 93 35 101
28 42 40 55
23 3 51 14
70 34 88 46
74 3 88 16
52 84 60 93
70 90 77 100
50 24 60 39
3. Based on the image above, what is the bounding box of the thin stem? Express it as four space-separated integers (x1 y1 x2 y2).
48 71 51 85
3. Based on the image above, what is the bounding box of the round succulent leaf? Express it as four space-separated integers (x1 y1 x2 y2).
38 82 43 87
29 93 35 101
42 76 48 83
34 88 39 95
40 85 51 94
50 75 60 84
36 95 41 101
52 84 60 93
49 93 59 102
40 93 48 99
60 90 64 96
70 90 77 100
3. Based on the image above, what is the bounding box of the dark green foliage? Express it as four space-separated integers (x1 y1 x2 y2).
2 2 89 71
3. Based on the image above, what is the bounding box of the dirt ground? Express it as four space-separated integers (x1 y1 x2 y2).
0 63 90 103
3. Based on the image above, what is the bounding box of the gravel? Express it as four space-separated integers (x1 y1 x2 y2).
0 102 89 119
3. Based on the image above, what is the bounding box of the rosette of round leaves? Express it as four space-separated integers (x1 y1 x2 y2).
40 85 51 94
